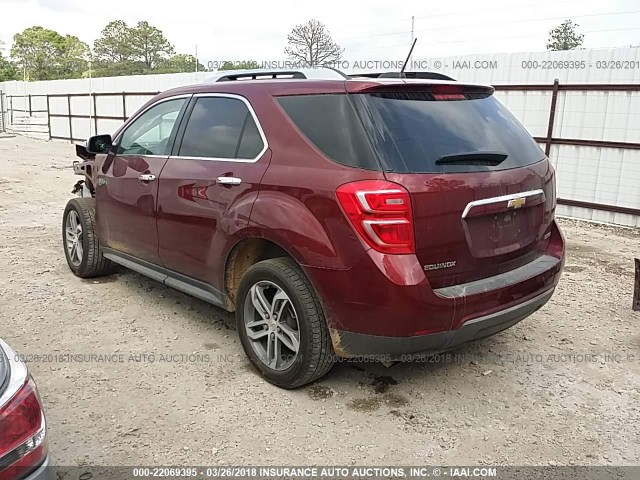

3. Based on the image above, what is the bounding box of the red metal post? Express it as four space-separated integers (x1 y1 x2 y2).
545 79 560 157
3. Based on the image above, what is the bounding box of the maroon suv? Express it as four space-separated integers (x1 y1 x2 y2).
63 68 565 388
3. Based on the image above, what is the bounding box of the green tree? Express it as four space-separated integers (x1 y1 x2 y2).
547 20 584 51
0 52 19 81
94 20 134 64
130 21 174 70
10 26 88 80
93 20 175 76
59 36 90 78
219 60 260 70
285 19 343 67
157 54 205 73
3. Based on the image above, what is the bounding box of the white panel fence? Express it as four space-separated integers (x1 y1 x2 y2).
1 48 640 227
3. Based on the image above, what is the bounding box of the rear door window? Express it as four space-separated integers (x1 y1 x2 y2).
178 96 264 160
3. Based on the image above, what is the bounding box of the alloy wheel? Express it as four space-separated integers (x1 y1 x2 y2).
243 280 301 371
65 210 83 266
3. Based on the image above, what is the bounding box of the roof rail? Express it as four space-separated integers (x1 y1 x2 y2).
204 67 348 83
349 71 456 81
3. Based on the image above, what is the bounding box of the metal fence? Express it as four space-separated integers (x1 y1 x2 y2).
0 91 6 133
3 91 160 142
46 91 160 142
493 81 640 219
3 93 49 135
2 81 640 220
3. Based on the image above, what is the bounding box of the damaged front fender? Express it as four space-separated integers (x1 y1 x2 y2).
72 157 97 198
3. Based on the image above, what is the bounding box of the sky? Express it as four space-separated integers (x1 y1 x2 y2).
1 0 639 68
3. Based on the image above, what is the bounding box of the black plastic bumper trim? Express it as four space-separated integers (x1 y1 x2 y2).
336 288 555 360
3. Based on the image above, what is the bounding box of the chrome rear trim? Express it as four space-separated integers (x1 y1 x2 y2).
461 189 545 219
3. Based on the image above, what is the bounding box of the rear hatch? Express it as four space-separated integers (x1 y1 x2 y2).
350 83 555 289
276 81 556 290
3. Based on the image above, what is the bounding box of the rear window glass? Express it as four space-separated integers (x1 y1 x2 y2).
277 95 379 170
358 92 545 173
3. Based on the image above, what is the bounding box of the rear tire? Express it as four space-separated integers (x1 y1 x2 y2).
236 257 334 388
62 198 113 278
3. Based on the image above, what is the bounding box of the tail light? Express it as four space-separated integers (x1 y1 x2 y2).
0 341 47 480
336 180 415 254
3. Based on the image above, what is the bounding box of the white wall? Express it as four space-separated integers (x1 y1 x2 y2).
0 72 209 140
412 47 640 85
1 48 639 226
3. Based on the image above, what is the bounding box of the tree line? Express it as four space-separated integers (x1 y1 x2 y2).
0 20 204 82
0 18 590 83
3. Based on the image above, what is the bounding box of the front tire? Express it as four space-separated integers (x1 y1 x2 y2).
236 257 334 388
62 198 113 278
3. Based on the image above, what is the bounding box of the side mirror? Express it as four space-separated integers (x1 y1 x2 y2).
86 134 113 155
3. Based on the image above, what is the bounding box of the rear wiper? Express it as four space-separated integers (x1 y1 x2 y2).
436 151 508 166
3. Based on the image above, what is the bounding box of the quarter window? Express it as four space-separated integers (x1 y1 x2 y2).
117 98 186 155
178 97 264 160
277 94 379 170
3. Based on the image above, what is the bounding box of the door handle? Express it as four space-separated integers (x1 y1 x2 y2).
216 176 242 186
139 174 156 182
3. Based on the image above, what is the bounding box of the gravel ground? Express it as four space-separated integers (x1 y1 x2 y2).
0 134 639 467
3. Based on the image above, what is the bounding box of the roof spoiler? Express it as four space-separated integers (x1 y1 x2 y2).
346 82 494 96
349 71 456 81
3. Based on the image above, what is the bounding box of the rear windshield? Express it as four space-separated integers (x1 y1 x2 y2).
278 92 544 173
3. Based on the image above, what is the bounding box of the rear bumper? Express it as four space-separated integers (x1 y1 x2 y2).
333 288 554 360
304 220 564 353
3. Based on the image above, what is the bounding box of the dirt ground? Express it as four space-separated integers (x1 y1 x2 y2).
0 133 639 467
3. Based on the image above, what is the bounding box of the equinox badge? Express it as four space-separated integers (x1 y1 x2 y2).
424 261 457 271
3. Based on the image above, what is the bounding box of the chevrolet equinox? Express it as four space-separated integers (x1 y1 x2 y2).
63 68 565 388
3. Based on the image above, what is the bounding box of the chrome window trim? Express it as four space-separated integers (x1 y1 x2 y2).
113 94 193 153
171 93 269 164
461 189 545 219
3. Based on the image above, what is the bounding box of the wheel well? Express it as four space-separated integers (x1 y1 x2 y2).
224 238 292 311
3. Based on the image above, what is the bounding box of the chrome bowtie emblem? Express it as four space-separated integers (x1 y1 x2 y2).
507 197 526 209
